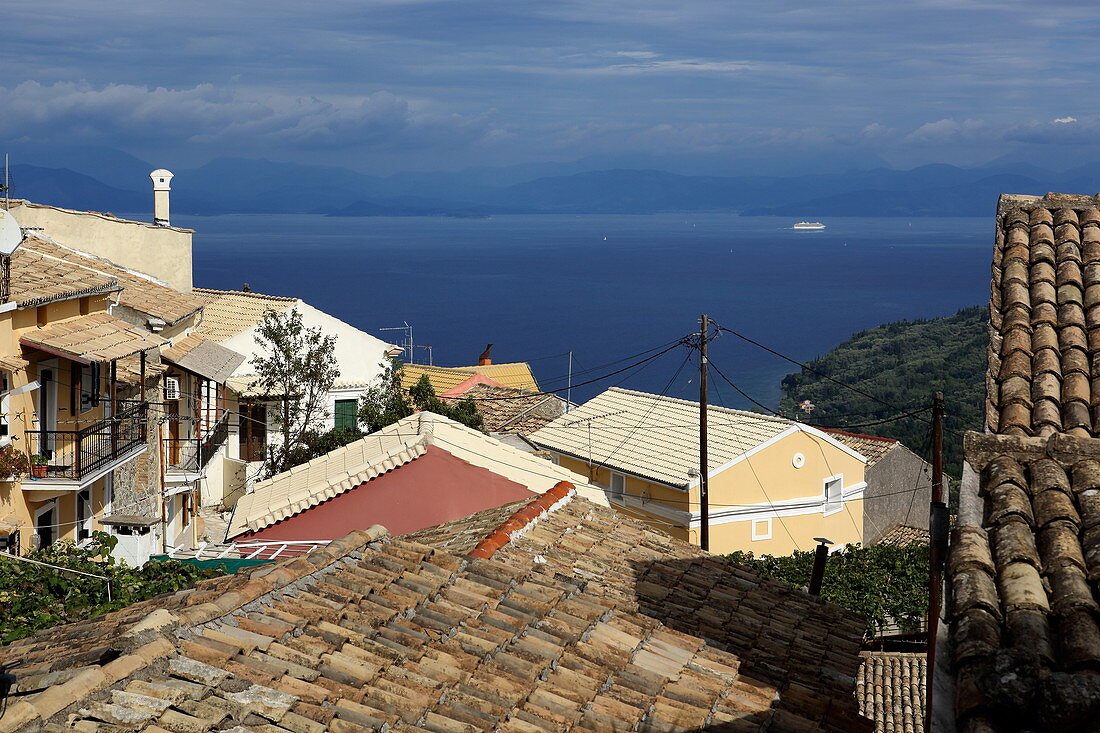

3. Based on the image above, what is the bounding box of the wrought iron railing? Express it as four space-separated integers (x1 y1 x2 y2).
26 402 148 481
164 411 231 473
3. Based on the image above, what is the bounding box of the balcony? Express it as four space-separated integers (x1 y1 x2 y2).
24 402 149 488
164 411 230 476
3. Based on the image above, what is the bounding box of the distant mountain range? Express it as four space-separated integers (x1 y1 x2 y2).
5 145 1100 218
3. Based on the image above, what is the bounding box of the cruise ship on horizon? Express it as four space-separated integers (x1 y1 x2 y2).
792 221 826 230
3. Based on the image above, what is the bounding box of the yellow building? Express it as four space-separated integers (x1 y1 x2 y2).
0 231 243 562
529 387 868 555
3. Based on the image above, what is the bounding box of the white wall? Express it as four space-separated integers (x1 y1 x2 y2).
222 299 392 434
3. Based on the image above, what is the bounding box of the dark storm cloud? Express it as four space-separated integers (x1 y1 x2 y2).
5 0 1100 171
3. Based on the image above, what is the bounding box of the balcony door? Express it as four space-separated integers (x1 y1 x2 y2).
37 360 59 459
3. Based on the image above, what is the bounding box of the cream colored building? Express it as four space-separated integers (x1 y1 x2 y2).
0 226 245 562
6 199 193 291
530 387 868 555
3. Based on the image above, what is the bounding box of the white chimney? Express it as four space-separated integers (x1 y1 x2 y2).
149 169 173 226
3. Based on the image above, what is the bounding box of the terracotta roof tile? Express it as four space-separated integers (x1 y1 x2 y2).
824 429 899 465
876 523 931 547
9 245 119 308
0 490 873 733
192 287 297 342
950 430 1100 731
21 237 206 323
20 312 166 363
988 193 1100 437
459 383 568 435
856 652 926 733
401 362 540 393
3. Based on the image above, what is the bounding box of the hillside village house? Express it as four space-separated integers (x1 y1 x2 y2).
226 411 608 543
530 387 869 554
824 428 941 544
191 287 400 500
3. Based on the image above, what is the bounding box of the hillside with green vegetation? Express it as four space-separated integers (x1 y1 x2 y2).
779 305 987 477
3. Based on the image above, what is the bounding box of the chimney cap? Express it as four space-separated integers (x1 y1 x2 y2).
149 169 173 191
478 343 493 366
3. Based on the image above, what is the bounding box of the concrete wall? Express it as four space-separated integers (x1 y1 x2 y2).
9 201 193 290
863 445 936 543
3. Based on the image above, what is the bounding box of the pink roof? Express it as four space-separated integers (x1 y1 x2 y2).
439 372 509 399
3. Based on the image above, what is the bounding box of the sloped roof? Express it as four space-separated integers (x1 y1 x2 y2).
21 237 207 324
824 429 899 466
876 523 931 547
532 387 864 487
950 430 1100 731
192 287 296 342
162 333 246 383
987 193 1100 437
228 412 606 538
20 312 166 363
9 244 120 308
401 361 540 393
462 383 568 435
0 487 872 733
856 652 926 733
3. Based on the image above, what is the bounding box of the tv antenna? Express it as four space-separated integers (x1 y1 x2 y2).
379 322 433 364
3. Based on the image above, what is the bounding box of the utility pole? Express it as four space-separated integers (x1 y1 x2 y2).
699 314 710 552
925 392 947 733
567 351 574 410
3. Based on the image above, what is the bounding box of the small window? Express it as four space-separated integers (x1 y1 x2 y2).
334 399 358 430
76 489 92 542
610 472 626 496
825 476 843 515
751 518 772 541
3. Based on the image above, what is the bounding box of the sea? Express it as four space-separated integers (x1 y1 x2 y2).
171 212 992 411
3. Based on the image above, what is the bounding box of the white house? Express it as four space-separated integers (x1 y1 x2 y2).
191 288 398 497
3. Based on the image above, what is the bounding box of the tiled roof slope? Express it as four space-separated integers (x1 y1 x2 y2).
950 430 1100 732
823 430 898 466
22 237 207 324
193 287 297 342
163 333 247 383
228 412 605 538
531 387 855 487
9 244 120 308
0 490 873 733
986 192 1100 437
20 312 166 363
463 383 568 435
856 652 925 733
401 362 540 393
408 492 872 731
876 523 931 547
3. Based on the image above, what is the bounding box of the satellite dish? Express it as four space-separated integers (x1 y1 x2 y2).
0 209 22 256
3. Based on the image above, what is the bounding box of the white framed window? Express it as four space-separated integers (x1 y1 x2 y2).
751 518 772 541
609 471 626 497
824 475 844 515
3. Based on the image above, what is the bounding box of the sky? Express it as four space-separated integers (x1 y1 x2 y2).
4 0 1100 175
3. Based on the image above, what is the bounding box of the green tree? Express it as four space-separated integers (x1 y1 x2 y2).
728 542 930 638
282 426 364 469
250 307 340 477
358 360 484 433
778 305 986 481
0 531 220 646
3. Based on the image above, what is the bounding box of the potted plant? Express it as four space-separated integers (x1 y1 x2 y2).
30 454 47 478
0 447 30 480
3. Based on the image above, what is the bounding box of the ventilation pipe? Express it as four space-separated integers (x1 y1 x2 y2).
149 169 173 226
478 344 493 366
